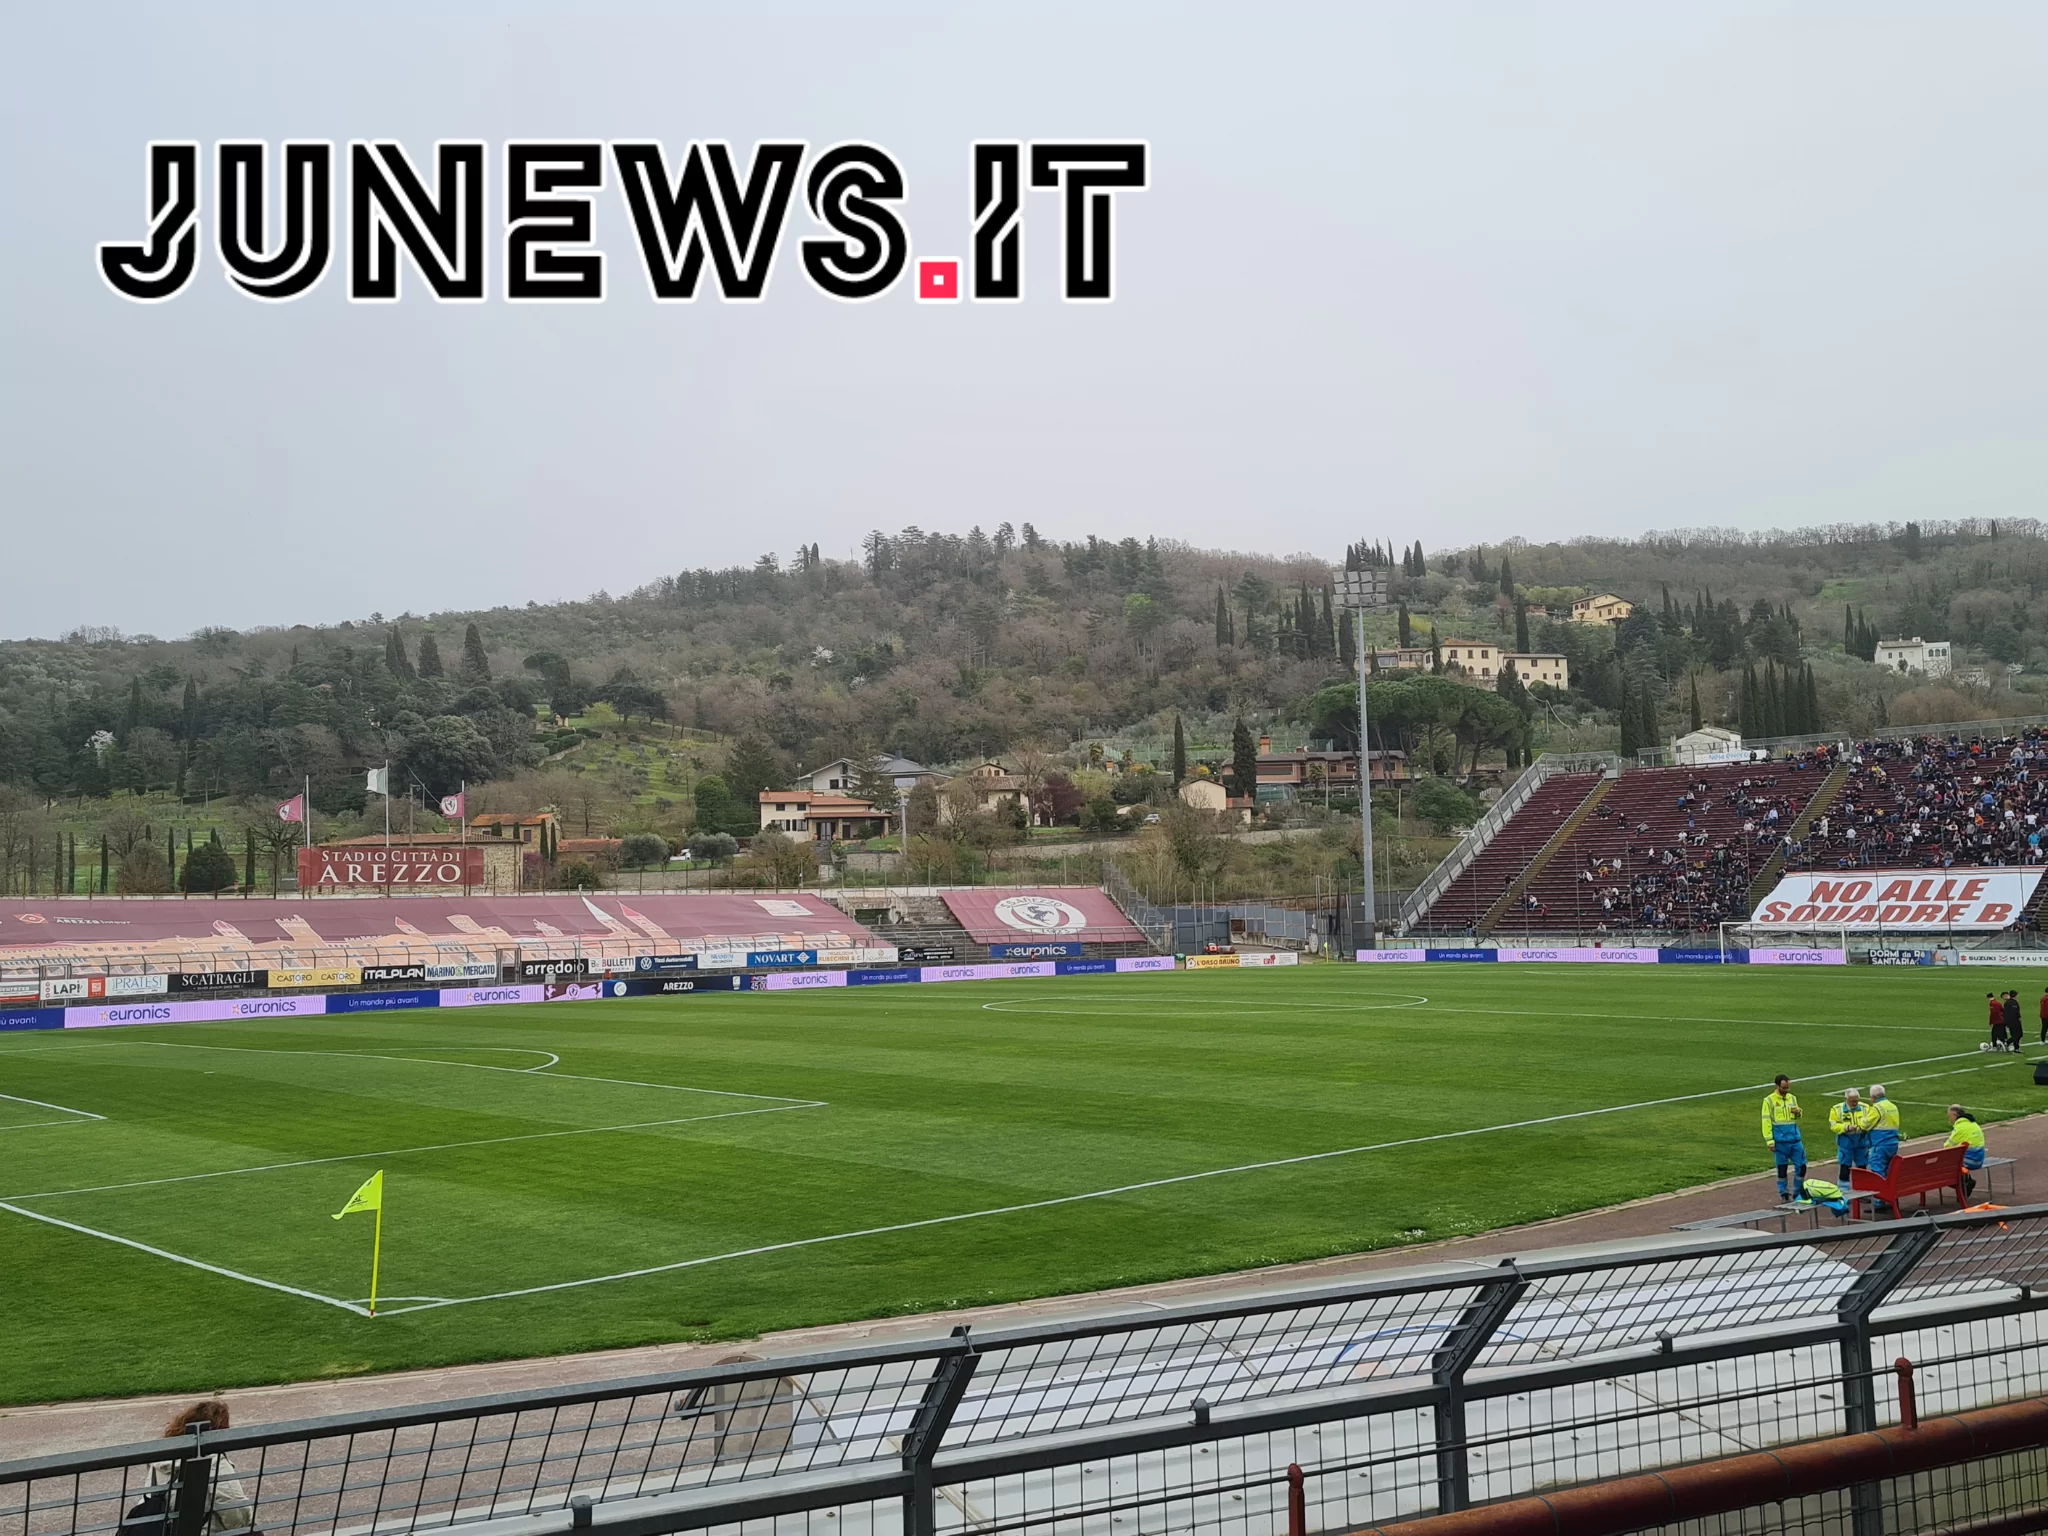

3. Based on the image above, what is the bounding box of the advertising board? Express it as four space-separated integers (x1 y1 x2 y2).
991 942 1082 960
1750 870 2044 930
329 989 439 1014
625 975 746 994
423 962 497 981
518 958 589 981
269 968 362 988
1956 951 2048 967
361 964 427 985
171 970 269 991
63 995 327 1028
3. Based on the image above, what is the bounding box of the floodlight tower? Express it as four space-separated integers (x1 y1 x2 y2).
1336 566 1391 949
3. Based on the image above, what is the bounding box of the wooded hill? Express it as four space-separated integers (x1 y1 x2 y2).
5 516 2046 821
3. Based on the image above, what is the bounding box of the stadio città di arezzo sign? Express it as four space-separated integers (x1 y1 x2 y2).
1750 869 2046 930
298 846 485 889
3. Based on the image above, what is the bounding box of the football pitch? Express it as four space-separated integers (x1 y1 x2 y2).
0 964 2037 1406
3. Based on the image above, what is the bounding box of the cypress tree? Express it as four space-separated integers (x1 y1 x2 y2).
1514 596 1531 654
1804 663 1822 733
1338 606 1355 666
1397 601 1412 647
1619 677 1640 757
460 623 491 683
1171 714 1187 786
122 677 142 743
1739 664 1759 739
1322 585 1338 658
98 834 108 895
244 830 256 893
1689 674 1703 733
1499 558 1514 598
1214 586 1230 646
417 633 444 678
166 828 176 887
1231 717 1258 801
1430 632 1442 673
385 626 415 680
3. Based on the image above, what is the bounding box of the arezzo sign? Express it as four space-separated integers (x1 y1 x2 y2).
1750 869 2046 930
298 846 485 888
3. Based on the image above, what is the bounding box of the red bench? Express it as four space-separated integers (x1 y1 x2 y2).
1850 1146 1967 1218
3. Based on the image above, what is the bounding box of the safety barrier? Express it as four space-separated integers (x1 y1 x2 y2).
9 1207 2048 1536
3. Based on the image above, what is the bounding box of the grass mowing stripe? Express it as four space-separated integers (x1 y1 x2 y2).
0 1090 105 1124
374 1044 1988 1317
0 1200 368 1316
1 1101 826 1202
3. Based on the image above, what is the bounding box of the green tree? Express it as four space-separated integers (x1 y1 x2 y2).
1413 776 1480 834
724 734 782 807
1170 713 1187 786
1397 602 1412 647
1514 596 1531 654
1689 673 1703 732
416 633 444 678
118 842 170 894
1230 717 1258 802
385 627 415 681
179 838 238 893
619 832 670 869
694 774 738 836
460 623 491 684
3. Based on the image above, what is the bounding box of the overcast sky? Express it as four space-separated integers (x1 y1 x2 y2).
4 3 2046 640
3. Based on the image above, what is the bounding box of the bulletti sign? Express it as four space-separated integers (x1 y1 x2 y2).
1750 869 2046 930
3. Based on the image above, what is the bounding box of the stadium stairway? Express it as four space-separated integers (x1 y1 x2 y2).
1475 776 1616 936
1740 759 1853 911
1415 772 1605 934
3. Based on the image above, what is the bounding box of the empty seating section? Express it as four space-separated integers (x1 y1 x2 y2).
1783 731 2048 874
1421 773 1600 933
1493 763 1821 935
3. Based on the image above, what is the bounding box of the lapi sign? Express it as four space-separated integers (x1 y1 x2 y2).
298 846 484 888
1750 869 2046 930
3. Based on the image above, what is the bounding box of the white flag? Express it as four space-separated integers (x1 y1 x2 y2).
366 767 390 797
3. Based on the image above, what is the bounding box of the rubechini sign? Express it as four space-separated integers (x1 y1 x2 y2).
1750 869 2046 930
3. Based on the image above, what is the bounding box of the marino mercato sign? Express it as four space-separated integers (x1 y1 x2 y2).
98 141 1147 305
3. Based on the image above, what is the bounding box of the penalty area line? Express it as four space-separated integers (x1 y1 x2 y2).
370 1044 1991 1318
0 1090 105 1126
0 1200 367 1316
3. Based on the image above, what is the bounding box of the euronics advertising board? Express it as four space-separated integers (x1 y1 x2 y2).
1750 869 2045 930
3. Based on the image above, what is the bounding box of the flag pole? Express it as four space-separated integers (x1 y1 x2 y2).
383 760 391 849
303 776 311 850
369 1202 383 1316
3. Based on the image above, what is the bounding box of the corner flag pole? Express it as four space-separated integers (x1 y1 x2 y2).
369 1199 383 1316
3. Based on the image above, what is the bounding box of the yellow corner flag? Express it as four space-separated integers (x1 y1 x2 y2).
332 1171 385 1315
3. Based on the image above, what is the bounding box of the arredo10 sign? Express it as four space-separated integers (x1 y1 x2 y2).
98 140 1147 306
298 846 485 889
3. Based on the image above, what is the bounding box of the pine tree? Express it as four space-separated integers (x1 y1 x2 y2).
1514 596 1531 654
1231 717 1258 801
460 624 491 684
417 633 444 678
1171 713 1187 786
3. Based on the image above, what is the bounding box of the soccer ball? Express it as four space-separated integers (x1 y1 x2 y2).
1980 1041 1992 1052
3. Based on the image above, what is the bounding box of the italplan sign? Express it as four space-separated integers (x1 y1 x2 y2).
1750 869 2046 930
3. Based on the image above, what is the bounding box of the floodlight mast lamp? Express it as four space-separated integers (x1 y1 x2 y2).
1337 567 1390 949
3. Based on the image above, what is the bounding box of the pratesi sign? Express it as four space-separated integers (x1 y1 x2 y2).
1750 869 2045 930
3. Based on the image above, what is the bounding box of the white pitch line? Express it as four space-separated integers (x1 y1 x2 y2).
123 1040 807 1103
368 1044 1993 1318
0 1101 824 1202
0 1199 367 1315
0 1090 105 1123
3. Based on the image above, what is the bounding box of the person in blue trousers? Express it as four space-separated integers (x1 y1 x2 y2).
1866 1084 1903 1214
1761 1074 1806 1203
1829 1087 1870 1184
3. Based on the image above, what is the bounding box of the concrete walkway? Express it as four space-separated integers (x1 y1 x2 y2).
7 1109 2043 1462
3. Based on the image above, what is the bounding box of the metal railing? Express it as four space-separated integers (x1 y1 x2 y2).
1396 752 1618 933
1746 713 2048 755
10 1206 2048 1536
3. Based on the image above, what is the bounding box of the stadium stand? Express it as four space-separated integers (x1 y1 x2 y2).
1781 729 2048 874
1434 763 1829 936
1419 771 1604 934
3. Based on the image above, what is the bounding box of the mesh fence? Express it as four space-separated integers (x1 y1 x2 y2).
9 1209 2048 1536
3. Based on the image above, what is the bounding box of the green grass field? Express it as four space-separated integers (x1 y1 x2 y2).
0 965 2035 1406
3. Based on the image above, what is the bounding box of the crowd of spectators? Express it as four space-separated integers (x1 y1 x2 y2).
1782 729 2048 876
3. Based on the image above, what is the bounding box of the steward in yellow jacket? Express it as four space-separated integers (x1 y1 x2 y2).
1762 1075 1805 1202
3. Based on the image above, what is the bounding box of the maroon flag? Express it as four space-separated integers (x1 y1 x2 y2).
439 791 465 819
277 794 305 824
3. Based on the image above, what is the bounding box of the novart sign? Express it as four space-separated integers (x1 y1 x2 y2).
1750 869 2046 930
99 140 1147 305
